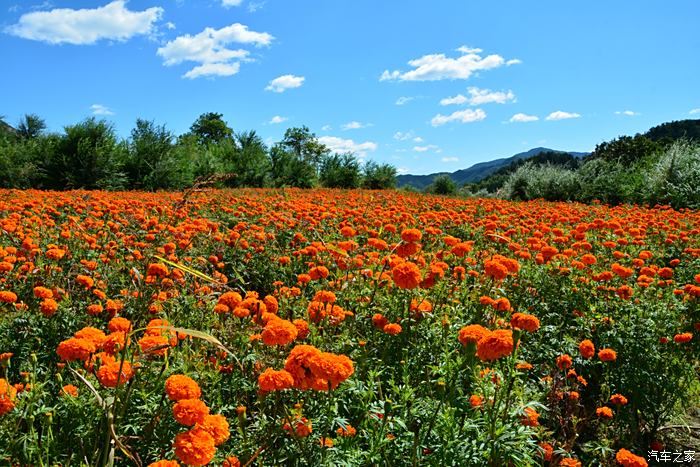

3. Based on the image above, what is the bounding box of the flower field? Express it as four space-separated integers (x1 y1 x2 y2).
0 188 698 466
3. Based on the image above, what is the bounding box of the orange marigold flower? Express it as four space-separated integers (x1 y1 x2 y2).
539 442 553 461
673 332 693 343
0 291 18 303
196 413 230 446
560 458 582 467
610 394 628 405
521 407 539 426
598 348 617 362
75 275 94 289
401 228 422 243
57 338 97 362
258 368 295 393
33 286 53 299
147 460 180 467
307 352 354 389
285 345 324 390
173 427 216 466
596 406 614 419
510 313 540 332
96 360 135 388
476 329 514 361
147 263 169 277
615 448 648 467
293 319 310 340
40 298 59 317
391 261 422 289
484 259 508 281
469 395 483 408
103 332 129 355
61 384 78 397
492 297 512 312
223 456 241 467
556 354 573 370
372 313 389 330
282 417 313 437
579 339 595 359
108 317 131 333
336 425 357 437
165 375 201 401
458 324 490 347
262 318 299 346
139 334 170 356
173 398 210 426
0 378 18 415
382 323 402 335
263 295 279 314
74 327 106 348
516 362 533 371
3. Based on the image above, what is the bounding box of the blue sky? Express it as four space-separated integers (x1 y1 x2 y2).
2 0 699 175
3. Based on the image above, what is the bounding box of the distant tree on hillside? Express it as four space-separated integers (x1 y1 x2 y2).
427 174 457 195
188 112 233 145
16 114 46 140
319 153 361 188
589 135 662 165
645 119 700 144
363 161 397 189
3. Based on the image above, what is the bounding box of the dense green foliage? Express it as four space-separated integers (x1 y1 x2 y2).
0 114 396 191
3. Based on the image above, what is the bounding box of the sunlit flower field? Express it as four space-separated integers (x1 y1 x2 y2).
0 188 698 466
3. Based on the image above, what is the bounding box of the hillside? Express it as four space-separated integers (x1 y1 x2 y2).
397 147 588 189
644 119 700 143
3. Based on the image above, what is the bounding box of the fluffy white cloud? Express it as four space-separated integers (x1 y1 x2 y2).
413 136 424 143
614 110 639 116
318 136 377 157
395 96 414 105
509 113 539 123
183 62 240 79
689 108 700 115
397 167 410 175
269 115 287 124
90 104 114 116
380 46 518 82
441 157 459 162
221 0 243 6
440 87 515 106
545 110 581 121
431 108 486 127
341 121 371 130
506 59 522 66
413 145 439 152
321 125 332 131
5 1 163 45
265 74 305 93
393 131 414 141
157 23 272 79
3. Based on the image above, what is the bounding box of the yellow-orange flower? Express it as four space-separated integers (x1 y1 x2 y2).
173 427 216 466
476 330 513 361
165 375 202 401
173 398 210 426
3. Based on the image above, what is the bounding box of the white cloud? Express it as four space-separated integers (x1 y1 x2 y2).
441 157 459 162
321 125 332 131
413 136 424 143
165 22 176 30
248 1 266 12
157 23 272 79
545 110 581 121
265 74 305 93
341 121 371 130
397 167 409 175
90 104 114 116
183 62 240 79
380 46 518 82
393 131 414 141
269 115 287 124
506 59 522 66
509 113 539 123
440 87 515 106
614 110 639 116
431 108 486 127
221 0 243 6
456 45 483 54
318 136 377 157
395 96 414 105
413 145 439 152
5 1 163 45
689 108 700 115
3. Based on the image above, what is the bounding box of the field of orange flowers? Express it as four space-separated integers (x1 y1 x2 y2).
0 188 698 466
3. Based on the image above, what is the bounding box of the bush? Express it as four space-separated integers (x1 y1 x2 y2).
502 163 580 201
427 174 457 195
648 140 700 208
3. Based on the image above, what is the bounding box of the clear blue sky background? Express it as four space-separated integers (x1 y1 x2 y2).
2 0 699 174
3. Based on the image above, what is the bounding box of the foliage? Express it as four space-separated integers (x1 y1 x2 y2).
426 174 457 195
362 161 397 190
648 140 700 209
319 153 361 189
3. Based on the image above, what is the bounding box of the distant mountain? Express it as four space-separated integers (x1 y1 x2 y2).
0 120 16 135
397 147 589 189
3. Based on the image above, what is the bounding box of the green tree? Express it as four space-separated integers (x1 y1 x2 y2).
362 160 397 189
319 153 361 188
16 114 47 140
427 174 457 195
188 112 233 145
589 135 662 165
227 130 270 187
270 127 328 187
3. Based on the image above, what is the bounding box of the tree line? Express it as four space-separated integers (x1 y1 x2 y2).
0 112 397 191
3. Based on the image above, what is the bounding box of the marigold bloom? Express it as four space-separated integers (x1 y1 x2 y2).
139 334 170 356
39 298 58 317
598 348 617 362
96 360 135 388
307 352 354 388
391 261 422 289
223 456 241 467
174 427 216 466
521 407 539 426
372 313 389 330
559 458 582 467
610 394 628 405
469 395 483 408
401 228 422 243
165 375 201 401
60 384 78 397
108 317 131 333
285 345 324 390
539 442 553 461
75 275 94 289
261 318 298 346
596 406 613 419
510 313 540 332
579 339 595 359
458 324 490 347
556 354 573 370
147 460 180 467
0 291 18 303
615 448 648 467
283 417 313 437
673 332 692 343
0 378 18 415
476 329 514 361
173 398 210 426
258 368 295 392
484 259 508 281
57 338 97 362
382 323 402 335
337 425 357 437
196 413 230 446
33 286 53 299
147 263 169 277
